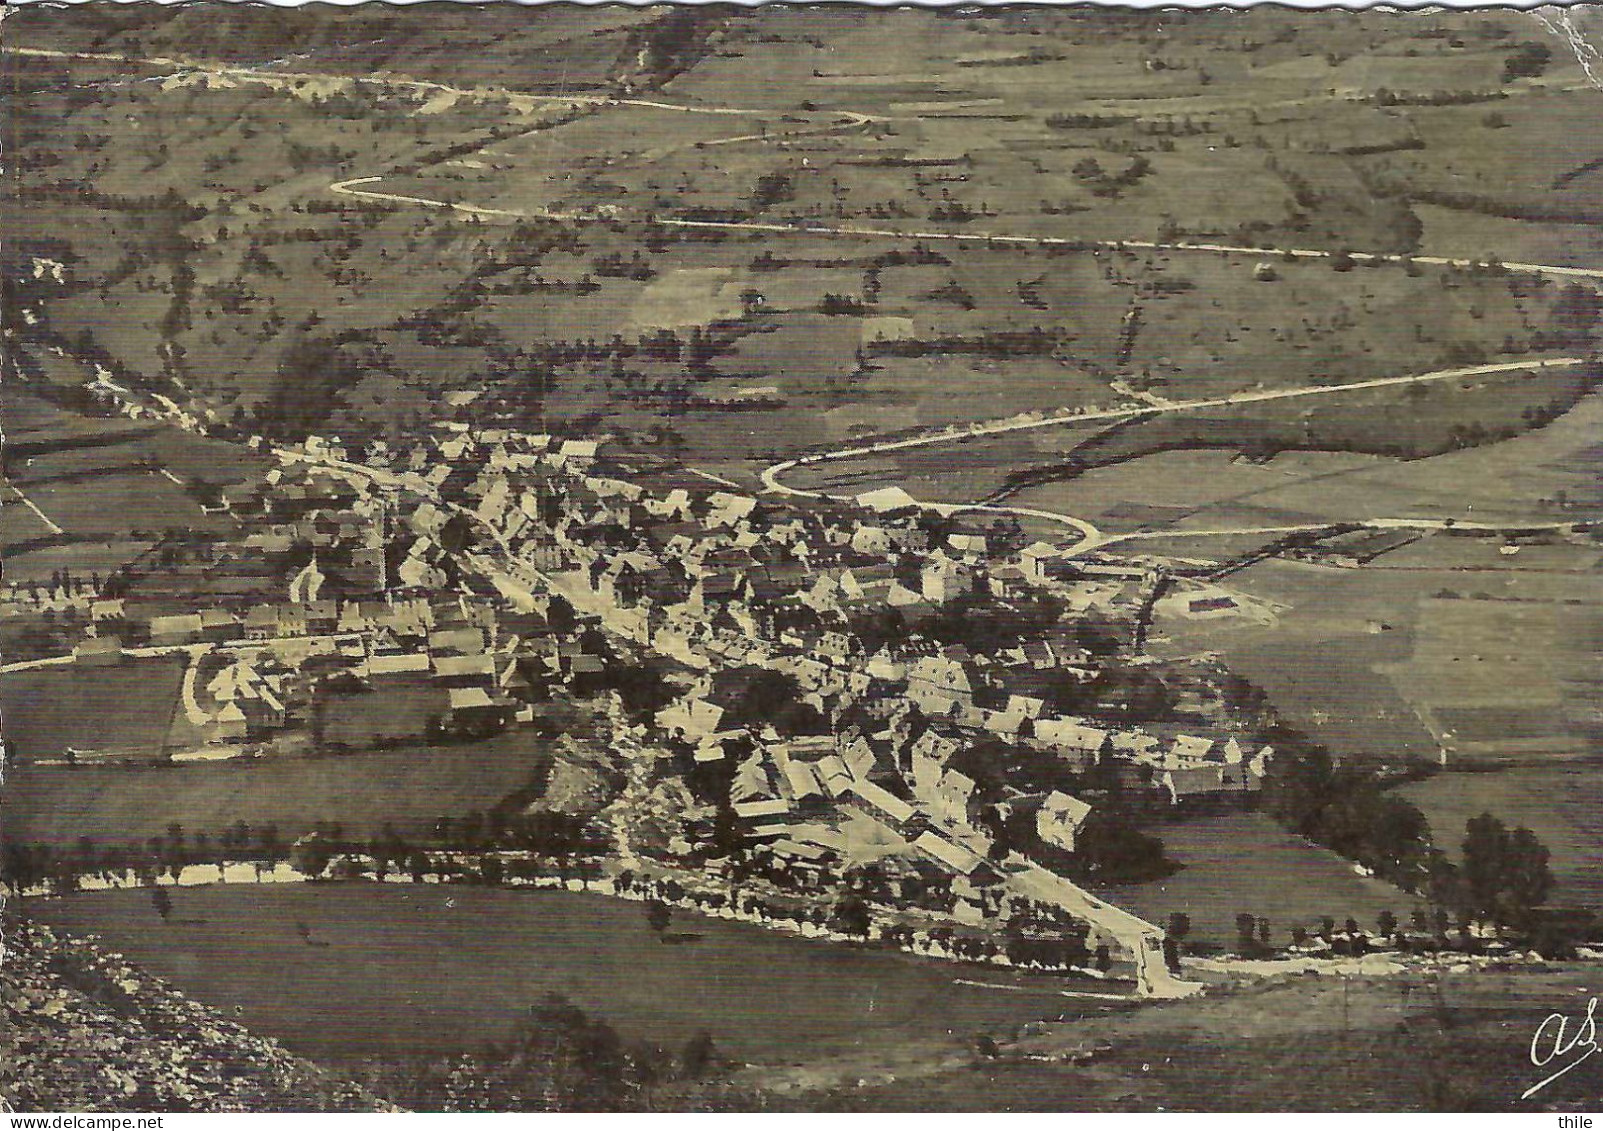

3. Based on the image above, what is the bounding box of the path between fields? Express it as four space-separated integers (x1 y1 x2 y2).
6 484 66 536
15 41 1603 291
1090 515 1593 548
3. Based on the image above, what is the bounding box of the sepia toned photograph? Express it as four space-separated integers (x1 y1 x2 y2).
1 0 1600 1114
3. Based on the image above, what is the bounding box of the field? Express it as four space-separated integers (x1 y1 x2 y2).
0 395 263 592
1 730 554 848
27 885 1105 1065
1398 764 1603 911
0 657 187 764
315 678 450 750
7 7 1599 466
1100 813 1417 949
16 471 223 540
789 965 1603 1111
793 361 1596 523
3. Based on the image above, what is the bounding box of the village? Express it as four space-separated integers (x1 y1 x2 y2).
3 407 1294 994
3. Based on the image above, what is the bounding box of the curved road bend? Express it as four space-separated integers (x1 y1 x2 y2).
760 357 1590 552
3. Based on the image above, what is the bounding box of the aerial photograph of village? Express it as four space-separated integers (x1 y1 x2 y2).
1 0 1600 1114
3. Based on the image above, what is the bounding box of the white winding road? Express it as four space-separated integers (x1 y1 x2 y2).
760 356 1592 552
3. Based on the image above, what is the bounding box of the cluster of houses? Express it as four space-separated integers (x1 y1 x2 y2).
648 654 1271 922
167 423 1271 925
61 456 620 757
47 417 1273 939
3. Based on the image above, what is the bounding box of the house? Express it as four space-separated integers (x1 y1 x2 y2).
74 636 124 666
850 525 899 557
921 558 974 604
446 686 507 729
656 696 726 739
951 860 1008 923
1031 717 1109 767
208 701 249 743
1170 734 1218 763
704 492 759 528
905 727 962 776
197 608 240 643
854 486 921 513
982 563 1027 597
1159 764 1228 806
148 613 204 647
911 830 988 877
980 707 1029 739
407 501 450 538
733 796 792 838
780 759 827 807
911 757 976 824
89 599 126 622
1037 791 1093 852
1019 542 1060 581
303 600 339 635
239 686 287 732
432 653 498 687
814 755 855 799
688 572 741 611
1110 729 1163 760
845 779 917 830
838 732 887 782
429 626 488 655
907 655 976 710
276 605 308 639
555 439 601 469
362 652 432 681
240 605 279 640
837 563 896 601
763 838 837 885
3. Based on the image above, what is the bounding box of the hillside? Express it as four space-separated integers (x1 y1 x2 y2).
2 914 390 1112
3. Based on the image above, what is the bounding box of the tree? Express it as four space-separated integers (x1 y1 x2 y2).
645 900 672 938
1502 41 1552 83
681 1030 717 1078
1462 812 1510 921
149 886 173 921
1166 912 1191 943
1501 826 1554 923
291 836 334 880
1072 156 1106 181
408 851 431 884
1377 909 1398 938
831 896 872 939
1235 912 1257 953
